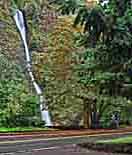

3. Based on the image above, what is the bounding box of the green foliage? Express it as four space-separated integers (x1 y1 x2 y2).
37 0 132 127
107 0 132 16
65 0 132 126
0 53 37 127
98 136 132 144
58 0 132 47
1 0 132 127
58 0 84 15
32 17 85 126
0 127 52 132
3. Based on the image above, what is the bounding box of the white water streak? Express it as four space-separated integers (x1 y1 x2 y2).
13 9 52 126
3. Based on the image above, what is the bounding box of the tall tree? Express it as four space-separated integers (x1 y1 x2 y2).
57 0 132 127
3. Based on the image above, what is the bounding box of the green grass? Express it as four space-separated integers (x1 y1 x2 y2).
0 127 54 132
97 136 132 144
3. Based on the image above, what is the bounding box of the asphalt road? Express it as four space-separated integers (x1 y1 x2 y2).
0 132 131 155
3 145 128 155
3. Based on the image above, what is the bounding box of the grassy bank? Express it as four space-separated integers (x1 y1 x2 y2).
98 136 132 144
0 127 54 133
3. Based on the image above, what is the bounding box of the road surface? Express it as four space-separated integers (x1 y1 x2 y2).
0 132 131 155
3 145 128 155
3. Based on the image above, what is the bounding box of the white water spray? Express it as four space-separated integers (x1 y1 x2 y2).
13 10 53 126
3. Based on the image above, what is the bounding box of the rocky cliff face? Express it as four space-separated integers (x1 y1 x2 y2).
0 3 25 66
0 2 83 127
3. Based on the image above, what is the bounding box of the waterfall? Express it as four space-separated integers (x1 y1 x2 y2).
13 9 53 127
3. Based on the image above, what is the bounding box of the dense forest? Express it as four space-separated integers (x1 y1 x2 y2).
0 0 132 128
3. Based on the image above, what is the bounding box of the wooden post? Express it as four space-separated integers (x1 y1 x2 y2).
83 98 92 128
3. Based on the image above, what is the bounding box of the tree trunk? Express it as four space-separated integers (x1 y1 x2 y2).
83 99 92 128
